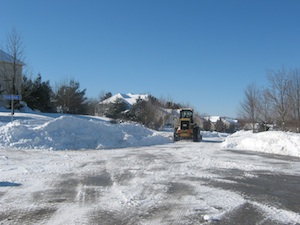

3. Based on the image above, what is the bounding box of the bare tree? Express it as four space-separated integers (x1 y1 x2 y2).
267 68 292 131
202 118 211 131
260 88 272 130
215 118 225 132
4 27 24 95
239 83 262 132
288 68 300 132
0 28 25 114
86 97 100 116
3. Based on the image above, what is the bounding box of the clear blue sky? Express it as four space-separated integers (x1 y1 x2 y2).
1 0 300 117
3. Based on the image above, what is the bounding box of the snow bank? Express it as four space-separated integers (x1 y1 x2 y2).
2 111 300 158
0 113 172 150
222 130 300 157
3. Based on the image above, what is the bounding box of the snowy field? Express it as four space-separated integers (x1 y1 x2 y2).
0 112 300 224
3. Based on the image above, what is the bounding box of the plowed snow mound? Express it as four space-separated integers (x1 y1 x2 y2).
0 116 172 150
221 131 300 157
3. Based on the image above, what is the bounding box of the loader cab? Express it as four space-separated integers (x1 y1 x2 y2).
179 109 194 123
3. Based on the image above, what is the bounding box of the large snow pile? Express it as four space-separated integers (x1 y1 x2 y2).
0 112 172 150
222 130 300 157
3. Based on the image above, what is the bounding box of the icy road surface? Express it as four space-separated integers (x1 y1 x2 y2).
1 137 300 224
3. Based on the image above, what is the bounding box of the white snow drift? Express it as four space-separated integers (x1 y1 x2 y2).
222 130 300 157
0 112 172 150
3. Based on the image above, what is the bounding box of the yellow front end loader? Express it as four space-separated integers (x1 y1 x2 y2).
173 108 202 142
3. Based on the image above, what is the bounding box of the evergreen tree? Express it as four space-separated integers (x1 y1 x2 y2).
22 74 54 112
100 92 112 101
21 75 33 102
104 98 127 119
53 79 87 114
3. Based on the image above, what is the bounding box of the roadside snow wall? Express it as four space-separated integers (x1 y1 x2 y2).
0 116 172 150
221 130 300 157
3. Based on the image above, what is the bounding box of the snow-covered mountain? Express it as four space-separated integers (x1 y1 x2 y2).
100 93 148 108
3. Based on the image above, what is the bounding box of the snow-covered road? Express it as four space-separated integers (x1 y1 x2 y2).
1 137 300 224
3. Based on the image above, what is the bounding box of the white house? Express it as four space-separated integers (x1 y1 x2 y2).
0 49 24 96
204 116 239 133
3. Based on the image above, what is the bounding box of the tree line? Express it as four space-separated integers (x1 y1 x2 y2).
239 67 300 132
20 73 186 130
97 95 185 130
21 74 88 114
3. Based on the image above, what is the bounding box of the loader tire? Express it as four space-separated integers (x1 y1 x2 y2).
193 127 200 142
173 128 179 142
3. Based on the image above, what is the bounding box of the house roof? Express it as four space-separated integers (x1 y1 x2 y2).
204 116 239 124
0 49 25 65
100 93 149 107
